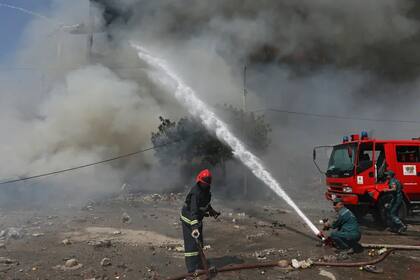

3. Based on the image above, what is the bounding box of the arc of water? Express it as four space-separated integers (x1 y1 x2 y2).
131 43 320 236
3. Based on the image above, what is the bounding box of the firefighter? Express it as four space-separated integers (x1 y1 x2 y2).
384 170 407 233
324 198 362 253
180 169 220 275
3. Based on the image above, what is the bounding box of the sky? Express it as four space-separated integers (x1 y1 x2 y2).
0 0 52 63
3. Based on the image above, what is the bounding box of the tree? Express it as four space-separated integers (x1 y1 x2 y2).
150 105 271 177
215 104 271 153
151 116 232 168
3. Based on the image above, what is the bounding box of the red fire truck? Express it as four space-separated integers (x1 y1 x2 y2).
314 132 420 224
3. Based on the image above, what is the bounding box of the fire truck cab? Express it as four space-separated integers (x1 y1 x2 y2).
314 133 420 224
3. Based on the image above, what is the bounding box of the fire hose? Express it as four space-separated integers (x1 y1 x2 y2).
165 242 420 280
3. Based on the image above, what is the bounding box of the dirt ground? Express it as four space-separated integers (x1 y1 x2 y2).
0 191 419 280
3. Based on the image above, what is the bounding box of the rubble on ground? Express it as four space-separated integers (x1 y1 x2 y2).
100 257 112 267
0 257 18 273
121 213 131 224
62 239 72 245
291 258 313 269
360 264 383 274
0 227 24 240
53 258 83 271
254 248 288 260
88 239 112 248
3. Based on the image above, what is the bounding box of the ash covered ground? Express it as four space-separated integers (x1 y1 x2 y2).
0 187 419 280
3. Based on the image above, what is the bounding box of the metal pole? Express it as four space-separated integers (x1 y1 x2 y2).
242 65 248 197
87 0 94 62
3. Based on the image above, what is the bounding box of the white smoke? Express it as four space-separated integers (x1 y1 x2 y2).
0 64 161 195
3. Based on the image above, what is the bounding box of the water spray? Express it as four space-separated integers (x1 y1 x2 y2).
131 43 321 238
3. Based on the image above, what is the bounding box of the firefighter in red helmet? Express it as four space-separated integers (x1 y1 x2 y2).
180 169 220 275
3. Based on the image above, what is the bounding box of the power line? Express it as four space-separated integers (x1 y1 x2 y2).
0 140 179 185
0 66 146 73
253 108 420 124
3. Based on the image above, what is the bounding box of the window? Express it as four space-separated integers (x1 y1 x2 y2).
327 144 356 177
357 143 373 173
375 144 386 182
396 146 420 163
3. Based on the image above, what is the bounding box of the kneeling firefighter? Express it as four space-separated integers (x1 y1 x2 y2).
323 198 362 253
180 169 220 274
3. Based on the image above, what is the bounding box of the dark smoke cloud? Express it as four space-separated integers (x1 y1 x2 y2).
99 0 420 80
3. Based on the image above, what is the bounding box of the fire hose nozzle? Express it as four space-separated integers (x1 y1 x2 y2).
317 231 333 246
317 231 326 241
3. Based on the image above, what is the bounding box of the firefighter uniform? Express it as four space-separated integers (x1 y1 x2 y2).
181 169 215 273
386 171 407 232
330 205 361 250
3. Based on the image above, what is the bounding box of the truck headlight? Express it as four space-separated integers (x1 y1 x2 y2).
343 187 352 193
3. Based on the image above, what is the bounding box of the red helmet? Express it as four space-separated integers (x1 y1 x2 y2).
196 169 212 185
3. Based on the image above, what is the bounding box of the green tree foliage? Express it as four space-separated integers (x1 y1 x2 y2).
151 116 232 167
151 105 271 168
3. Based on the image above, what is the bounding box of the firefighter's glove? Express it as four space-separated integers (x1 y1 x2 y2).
209 208 221 219
191 229 200 239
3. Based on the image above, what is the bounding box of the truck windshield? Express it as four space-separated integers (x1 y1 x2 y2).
327 144 356 177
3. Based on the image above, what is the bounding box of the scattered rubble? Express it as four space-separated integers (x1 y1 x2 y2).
62 239 72 245
65 258 78 268
54 258 83 271
291 258 313 269
360 265 383 274
378 248 387 255
246 232 266 241
82 201 96 211
100 257 112 267
1 227 24 240
88 239 112 248
121 213 131 224
322 255 337 262
368 248 388 257
255 221 271 228
254 248 288 260
0 257 18 265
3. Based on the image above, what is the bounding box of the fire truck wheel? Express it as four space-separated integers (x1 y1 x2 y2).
374 194 407 226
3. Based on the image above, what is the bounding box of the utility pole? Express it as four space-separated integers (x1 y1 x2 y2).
87 0 94 62
242 65 248 197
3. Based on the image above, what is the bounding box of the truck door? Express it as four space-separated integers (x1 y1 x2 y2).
374 143 386 183
356 142 375 187
395 145 420 201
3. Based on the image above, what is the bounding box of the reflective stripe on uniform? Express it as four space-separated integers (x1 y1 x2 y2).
341 208 350 216
184 251 199 257
180 215 198 225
